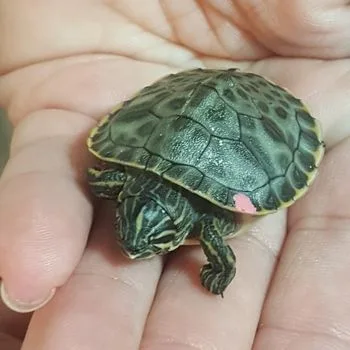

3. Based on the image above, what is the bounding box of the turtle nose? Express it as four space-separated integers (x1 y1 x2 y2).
120 241 151 259
120 242 140 256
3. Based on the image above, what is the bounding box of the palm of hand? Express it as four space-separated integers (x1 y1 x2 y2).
0 1 349 349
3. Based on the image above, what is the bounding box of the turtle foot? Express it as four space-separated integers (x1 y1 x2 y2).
200 263 236 297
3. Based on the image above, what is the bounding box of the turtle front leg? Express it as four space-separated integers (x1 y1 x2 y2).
87 167 126 199
199 213 237 296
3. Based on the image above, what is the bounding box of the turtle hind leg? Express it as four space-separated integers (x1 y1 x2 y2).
198 213 237 296
87 167 126 199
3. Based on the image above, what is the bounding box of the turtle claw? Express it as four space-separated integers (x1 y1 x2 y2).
200 263 236 296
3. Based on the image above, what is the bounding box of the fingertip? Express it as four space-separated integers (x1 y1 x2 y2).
0 281 56 313
0 171 91 315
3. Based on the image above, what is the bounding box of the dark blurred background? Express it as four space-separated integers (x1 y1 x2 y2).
0 110 12 174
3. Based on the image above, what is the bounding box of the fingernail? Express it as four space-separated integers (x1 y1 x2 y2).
0 282 56 313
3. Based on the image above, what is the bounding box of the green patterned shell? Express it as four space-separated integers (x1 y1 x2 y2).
88 68 325 215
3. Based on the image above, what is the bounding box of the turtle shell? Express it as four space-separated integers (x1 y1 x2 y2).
88 68 325 214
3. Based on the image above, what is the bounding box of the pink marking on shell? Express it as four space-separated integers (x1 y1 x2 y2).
233 193 257 214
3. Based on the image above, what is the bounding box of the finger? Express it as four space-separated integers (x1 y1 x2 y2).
235 0 350 58
21 203 162 350
0 109 93 312
140 213 286 350
0 56 175 124
254 138 350 349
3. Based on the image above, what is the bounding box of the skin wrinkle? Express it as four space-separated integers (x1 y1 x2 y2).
107 0 175 41
142 338 219 350
160 1 230 58
209 3 265 58
195 0 227 55
178 1 268 59
246 230 281 261
205 1 272 58
3 58 99 120
159 0 179 42
7 110 94 155
288 215 350 235
94 5 200 66
3 57 176 124
257 323 350 349
71 271 145 299
0 18 190 77
164 1 267 60
142 314 228 350
0 55 118 105
215 0 275 57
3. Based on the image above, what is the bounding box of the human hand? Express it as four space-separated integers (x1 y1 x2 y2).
0 1 349 349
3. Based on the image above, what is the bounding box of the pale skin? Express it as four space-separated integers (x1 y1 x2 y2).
0 1 350 349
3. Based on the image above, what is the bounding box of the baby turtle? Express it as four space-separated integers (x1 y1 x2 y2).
87 68 325 296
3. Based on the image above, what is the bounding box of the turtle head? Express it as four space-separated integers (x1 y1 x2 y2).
116 197 187 259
